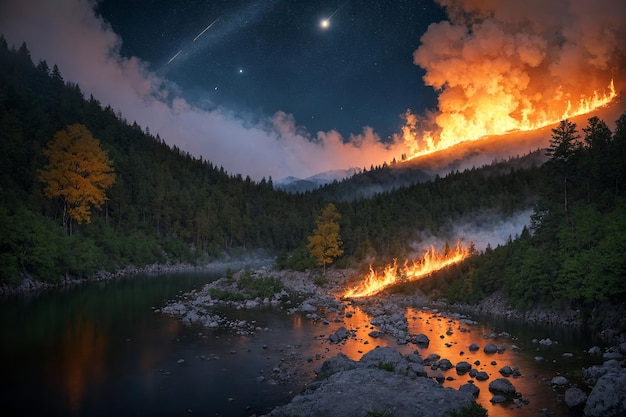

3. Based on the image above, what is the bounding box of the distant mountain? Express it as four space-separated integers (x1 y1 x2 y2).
275 168 362 193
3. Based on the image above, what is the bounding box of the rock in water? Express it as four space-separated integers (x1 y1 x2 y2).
564 387 587 408
584 369 626 417
488 378 516 395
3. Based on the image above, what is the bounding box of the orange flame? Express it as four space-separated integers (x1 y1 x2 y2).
343 241 470 298
400 80 617 160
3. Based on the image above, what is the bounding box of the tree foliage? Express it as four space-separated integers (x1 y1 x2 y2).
38 123 115 233
307 203 344 273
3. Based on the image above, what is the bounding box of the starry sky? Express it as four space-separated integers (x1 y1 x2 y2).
95 0 445 141
1 0 624 180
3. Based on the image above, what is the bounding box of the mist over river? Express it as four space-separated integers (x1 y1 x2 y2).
0 269 606 417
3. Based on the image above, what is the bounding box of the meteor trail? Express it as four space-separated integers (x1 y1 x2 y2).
167 50 182 64
320 2 346 29
193 18 218 42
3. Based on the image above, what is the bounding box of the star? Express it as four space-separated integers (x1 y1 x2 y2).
320 19 330 29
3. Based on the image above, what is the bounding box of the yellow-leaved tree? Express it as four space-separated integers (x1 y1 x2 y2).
307 203 343 274
39 124 116 235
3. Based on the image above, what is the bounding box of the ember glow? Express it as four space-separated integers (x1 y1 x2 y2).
343 241 470 299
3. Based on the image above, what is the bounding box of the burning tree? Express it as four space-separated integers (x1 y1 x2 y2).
307 203 344 274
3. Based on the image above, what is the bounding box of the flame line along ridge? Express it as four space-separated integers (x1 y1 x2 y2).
343 241 470 299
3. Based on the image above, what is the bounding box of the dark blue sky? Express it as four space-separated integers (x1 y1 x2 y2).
96 0 445 140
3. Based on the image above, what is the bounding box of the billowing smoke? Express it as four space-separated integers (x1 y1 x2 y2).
403 0 626 154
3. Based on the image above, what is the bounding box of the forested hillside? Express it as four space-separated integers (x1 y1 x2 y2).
0 38 571 289
425 115 626 309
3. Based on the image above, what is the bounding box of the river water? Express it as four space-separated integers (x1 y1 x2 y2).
0 270 604 417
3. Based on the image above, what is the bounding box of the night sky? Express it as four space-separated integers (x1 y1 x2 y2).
1 0 624 180
94 0 444 140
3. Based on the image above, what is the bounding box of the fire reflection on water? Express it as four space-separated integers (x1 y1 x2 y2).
301 304 578 417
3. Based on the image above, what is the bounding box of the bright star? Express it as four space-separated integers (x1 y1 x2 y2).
320 19 330 29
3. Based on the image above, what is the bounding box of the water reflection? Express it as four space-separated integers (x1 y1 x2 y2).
53 317 107 412
0 272 601 417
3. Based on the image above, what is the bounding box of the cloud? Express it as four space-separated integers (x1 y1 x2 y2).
0 0 406 180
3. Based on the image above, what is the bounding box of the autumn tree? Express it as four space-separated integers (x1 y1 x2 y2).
39 124 116 235
307 203 343 274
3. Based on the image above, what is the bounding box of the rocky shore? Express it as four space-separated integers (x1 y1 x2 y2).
160 266 626 417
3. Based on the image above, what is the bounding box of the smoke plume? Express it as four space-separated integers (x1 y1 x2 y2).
403 0 626 154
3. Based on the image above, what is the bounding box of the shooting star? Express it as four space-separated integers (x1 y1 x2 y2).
320 4 344 29
193 18 219 42
167 50 183 64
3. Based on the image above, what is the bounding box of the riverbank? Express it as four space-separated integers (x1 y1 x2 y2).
160 265 626 417
0 256 273 297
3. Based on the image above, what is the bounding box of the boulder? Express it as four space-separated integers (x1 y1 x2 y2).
455 361 472 374
584 369 626 417
484 343 497 354
360 346 408 373
437 359 454 370
328 326 350 344
414 333 430 346
459 383 480 398
408 362 428 377
475 371 490 381
315 353 357 379
469 343 480 351
550 376 569 386
488 378 516 395
263 367 475 417
564 387 587 408
499 365 513 377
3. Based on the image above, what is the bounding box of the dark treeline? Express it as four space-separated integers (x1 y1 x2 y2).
425 113 626 309
0 38 570 290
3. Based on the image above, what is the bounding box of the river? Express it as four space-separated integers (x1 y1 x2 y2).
0 270 604 416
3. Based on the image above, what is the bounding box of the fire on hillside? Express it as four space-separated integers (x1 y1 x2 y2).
343 241 470 299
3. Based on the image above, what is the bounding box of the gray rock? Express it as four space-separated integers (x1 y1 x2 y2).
406 352 423 364
263 367 475 417
584 369 626 417
469 343 480 351
455 361 472 374
459 383 480 398
360 346 408 373
316 353 357 378
489 378 516 395
499 365 513 377
490 395 508 403
564 387 587 408
437 359 454 370
424 353 441 365
475 371 490 381
588 346 602 355
602 351 624 360
551 376 569 386
328 326 350 344
484 343 498 354
539 338 553 346
620 342 626 354
408 362 428 377
414 333 430 346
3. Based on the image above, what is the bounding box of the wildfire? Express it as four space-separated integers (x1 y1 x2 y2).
343 241 470 299
400 80 617 161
